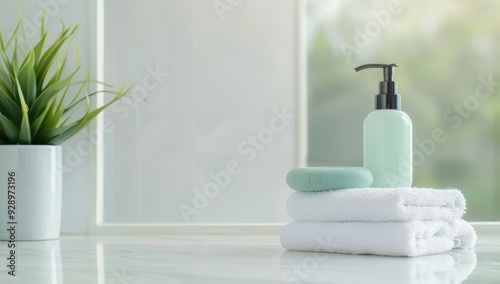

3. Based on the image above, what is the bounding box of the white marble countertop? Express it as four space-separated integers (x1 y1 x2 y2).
0 234 499 283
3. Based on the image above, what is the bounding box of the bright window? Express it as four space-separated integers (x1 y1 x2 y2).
97 0 304 225
307 0 499 221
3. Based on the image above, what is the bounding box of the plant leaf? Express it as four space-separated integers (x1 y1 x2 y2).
4 19 22 49
42 61 64 94
42 36 81 92
18 110 31 144
64 90 118 114
29 64 81 121
0 87 21 125
49 84 132 144
40 10 46 38
0 78 15 102
0 122 9 143
15 80 31 144
0 31 15 96
0 67 14 96
36 122 77 144
55 29 80 85
47 85 72 129
0 36 15 80
19 6 28 51
12 36 19 74
33 32 47 66
60 74 90 114
0 113 19 142
30 99 54 140
36 24 79 91
17 51 37 106
0 29 4 51
35 24 70 89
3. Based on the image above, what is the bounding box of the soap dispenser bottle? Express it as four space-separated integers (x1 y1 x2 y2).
355 63 412 188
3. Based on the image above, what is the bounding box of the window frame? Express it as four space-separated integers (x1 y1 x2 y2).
87 0 308 234
86 0 499 235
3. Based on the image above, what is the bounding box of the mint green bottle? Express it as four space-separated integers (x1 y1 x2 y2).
355 64 412 188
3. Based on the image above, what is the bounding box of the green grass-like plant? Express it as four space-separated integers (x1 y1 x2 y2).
0 14 131 145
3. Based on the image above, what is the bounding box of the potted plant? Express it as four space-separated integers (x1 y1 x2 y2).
0 15 130 241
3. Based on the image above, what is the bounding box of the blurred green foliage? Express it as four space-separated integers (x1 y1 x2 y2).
307 0 500 220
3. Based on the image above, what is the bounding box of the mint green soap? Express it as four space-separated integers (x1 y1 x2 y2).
286 167 373 192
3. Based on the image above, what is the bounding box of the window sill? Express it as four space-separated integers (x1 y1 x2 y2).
83 222 500 239
471 222 500 244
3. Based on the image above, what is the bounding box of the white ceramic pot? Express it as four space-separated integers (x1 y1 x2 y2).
0 145 62 241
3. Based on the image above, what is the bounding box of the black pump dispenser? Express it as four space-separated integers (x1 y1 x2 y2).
355 63 400 110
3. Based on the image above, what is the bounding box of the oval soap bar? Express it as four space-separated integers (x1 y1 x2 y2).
286 167 373 192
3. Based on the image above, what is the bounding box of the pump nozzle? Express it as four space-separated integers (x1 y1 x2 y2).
354 63 401 110
354 63 401 109
355 63 398 81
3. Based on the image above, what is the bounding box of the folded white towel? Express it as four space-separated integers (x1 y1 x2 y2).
287 188 465 222
280 219 476 257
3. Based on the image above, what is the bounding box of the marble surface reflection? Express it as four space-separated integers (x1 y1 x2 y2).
281 249 476 283
0 235 499 283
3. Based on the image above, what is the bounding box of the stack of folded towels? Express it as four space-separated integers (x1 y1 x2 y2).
280 167 477 257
